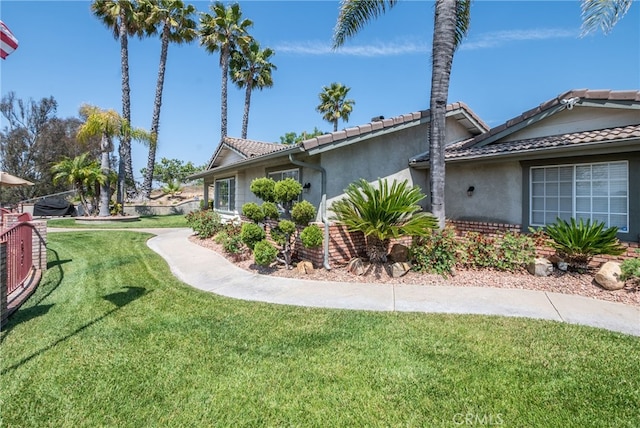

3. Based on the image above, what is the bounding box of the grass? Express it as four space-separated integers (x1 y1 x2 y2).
46 214 188 229
1 231 639 427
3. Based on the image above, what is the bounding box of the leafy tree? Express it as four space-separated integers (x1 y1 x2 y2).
316 82 355 132
91 0 145 202
199 1 253 140
279 127 325 144
333 0 471 229
140 157 203 188
138 0 198 200
230 40 276 139
52 153 105 216
330 178 438 263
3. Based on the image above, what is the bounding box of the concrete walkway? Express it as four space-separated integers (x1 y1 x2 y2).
138 228 639 337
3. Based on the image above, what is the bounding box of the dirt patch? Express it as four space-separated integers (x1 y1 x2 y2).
189 234 640 307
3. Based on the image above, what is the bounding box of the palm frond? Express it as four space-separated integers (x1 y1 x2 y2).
333 0 398 48
581 0 632 35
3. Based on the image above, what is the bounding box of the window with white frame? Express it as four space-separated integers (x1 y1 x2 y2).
268 168 299 182
530 161 628 232
215 177 235 211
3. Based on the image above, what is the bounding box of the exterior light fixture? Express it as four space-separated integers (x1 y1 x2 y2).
467 186 475 197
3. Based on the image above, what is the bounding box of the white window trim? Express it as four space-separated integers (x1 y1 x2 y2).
214 176 236 213
529 160 629 233
267 168 300 182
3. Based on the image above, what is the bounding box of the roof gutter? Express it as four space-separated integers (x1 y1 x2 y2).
288 153 331 271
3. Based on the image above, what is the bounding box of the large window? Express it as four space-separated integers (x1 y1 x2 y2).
215 177 235 211
530 161 628 232
268 168 299 182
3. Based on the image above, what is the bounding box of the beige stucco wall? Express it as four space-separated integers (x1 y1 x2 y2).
445 160 523 224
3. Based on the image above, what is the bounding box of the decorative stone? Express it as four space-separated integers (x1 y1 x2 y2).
296 261 314 275
390 262 412 278
595 261 625 291
549 254 564 265
557 261 568 271
388 244 410 263
347 258 366 276
527 258 553 277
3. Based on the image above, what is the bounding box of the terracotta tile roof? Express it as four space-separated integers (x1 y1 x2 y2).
222 136 292 157
444 124 640 160
301 102 489 151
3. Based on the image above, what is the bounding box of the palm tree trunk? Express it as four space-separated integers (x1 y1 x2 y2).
142 23 170 200
366 235 390 263
118 14 133 208
241 79 252 139
99 134 112 217
220 46 230 140
333 119 338 132
429 0 457 230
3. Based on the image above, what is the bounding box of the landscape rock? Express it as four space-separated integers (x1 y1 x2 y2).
347 258 366 276
388 244 410 263
390 262 412 278
296 261 314 275
595 261 625 290
527 258 553 277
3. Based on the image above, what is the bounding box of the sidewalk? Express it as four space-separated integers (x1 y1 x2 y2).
145 228 640 337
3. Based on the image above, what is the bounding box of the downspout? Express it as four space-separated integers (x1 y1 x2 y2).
288 153 331 270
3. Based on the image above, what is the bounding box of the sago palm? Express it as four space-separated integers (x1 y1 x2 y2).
199 2 253 140
316 82 355 132
230 40 276 139
330 178 438 263
138 0 197 200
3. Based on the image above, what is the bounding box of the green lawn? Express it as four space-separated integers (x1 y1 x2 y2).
46 214 188 228
2 231 638 427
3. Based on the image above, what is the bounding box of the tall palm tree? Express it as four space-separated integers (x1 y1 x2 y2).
316 82 355 132
333 0 470 229
230 41 276 139
91 0 143 203
580 0 633 35
199 2 253 141
52 153 105 216
139 0 197 200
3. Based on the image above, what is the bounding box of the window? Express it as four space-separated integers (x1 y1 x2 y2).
268 168 299 182
530 161 628 232
215 177 235 211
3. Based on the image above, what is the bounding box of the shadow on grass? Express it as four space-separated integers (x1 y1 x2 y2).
1 286 151 374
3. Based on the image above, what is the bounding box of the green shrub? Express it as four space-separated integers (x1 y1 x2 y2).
300 224 323 248
261 201 280 220
242 202 264 223
240 222 265 250
270 220 296 246
214 231 228 245
620 251 640 282
410 227 459 276
494 232 536 271
254 240 277 266
545 217 626 268
250 177 276 202
274 178 302 207
222 234 245 255
291 200 316 225
461 232 495 269
185 210 223 238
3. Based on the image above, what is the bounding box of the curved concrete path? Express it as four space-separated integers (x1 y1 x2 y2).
138 228 639 337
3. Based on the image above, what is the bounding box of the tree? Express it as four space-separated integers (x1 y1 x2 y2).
77 105 149 216
91 0 143 203
52 153 105 216
138 0 198 200
140 157 203 188
316 82 355 132
230 40 276 139
333 0 470 229
199 2 253 141
330 178 437 263
580 0 633 35
279 127 325 145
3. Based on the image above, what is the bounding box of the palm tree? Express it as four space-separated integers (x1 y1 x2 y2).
77 105 150 217
580 0 633 35
230 41 276 139
333 0 470 230
91 0 143 203
52 153 105 216
316 82 355 132
199 2 253 141
138 0 197 200
331 178 437 263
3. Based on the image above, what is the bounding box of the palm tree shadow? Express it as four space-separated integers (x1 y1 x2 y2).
103 286 147 307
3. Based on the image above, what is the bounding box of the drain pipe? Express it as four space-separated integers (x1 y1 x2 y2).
289 154 331 270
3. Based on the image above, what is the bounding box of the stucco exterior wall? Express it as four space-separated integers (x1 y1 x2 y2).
445 160 522 224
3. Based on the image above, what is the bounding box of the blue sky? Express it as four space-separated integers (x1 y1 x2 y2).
1 1 638 182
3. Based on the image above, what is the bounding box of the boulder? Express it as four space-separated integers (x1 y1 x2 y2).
296 261 314 275
388 244 410 263
595 261 625 291
390 262 412 278
527 258 553 277
347 258 366 276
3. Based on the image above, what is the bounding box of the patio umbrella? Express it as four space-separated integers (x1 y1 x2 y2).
0 171 34 187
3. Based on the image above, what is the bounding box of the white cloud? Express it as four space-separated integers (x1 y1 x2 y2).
460 28 577 51
274 40 429 57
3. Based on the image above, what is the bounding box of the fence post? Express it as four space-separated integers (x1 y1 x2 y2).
1 241 7 329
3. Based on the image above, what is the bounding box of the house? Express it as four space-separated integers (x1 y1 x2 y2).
191 89 639 265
